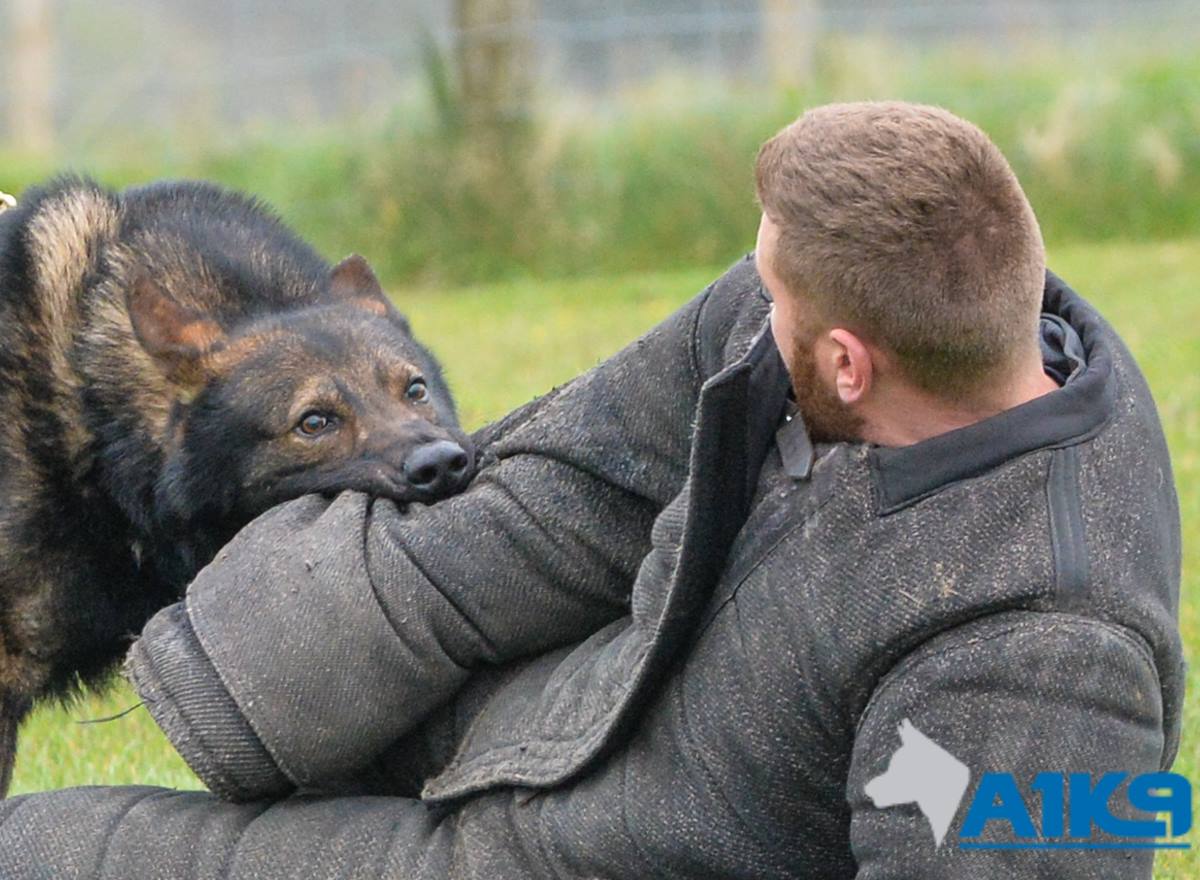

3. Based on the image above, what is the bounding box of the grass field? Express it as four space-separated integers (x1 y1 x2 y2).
10 238 1199 875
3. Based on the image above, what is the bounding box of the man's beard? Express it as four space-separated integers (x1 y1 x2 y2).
788 337 866 444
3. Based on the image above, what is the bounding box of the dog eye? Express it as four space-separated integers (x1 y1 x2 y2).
296 412 334 436
406 378 429 403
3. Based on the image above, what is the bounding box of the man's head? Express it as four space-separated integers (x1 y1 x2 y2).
754 102 1048 445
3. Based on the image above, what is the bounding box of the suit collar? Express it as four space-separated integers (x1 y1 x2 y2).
723 271 1116 513
867 271 1117 514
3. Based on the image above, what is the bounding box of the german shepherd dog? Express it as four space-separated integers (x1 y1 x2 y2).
0 177 474 794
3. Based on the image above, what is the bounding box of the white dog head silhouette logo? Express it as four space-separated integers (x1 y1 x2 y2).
864 719 971 847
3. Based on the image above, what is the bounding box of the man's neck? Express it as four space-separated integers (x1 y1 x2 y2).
860 366 1061 448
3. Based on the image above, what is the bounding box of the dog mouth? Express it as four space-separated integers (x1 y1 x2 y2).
374 463 471 504
253 445 477 510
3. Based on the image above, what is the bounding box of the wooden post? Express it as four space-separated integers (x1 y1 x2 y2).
763 0 818 89
7 0 57 153
454 0 536 140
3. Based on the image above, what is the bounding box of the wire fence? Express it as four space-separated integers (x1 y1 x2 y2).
3 0 1199 149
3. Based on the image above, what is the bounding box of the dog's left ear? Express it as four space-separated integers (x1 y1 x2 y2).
329 255 395 319
127 276 226 393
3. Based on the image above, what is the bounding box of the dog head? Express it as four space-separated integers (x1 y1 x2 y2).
127 254 475 529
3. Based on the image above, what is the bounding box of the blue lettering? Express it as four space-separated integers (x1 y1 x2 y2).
1068 773 1164 838
1127 773 1192 838
1032 772 1065 838
961 773 1038 839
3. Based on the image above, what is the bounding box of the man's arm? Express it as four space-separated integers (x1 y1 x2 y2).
127 257 768 801
846 611 1173 879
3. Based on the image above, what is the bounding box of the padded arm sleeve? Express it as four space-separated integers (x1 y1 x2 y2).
127 258 765 801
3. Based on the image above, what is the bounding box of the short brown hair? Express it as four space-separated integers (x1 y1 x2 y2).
755 101 1045 400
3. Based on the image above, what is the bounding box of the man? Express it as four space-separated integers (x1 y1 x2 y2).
0 102 1184 878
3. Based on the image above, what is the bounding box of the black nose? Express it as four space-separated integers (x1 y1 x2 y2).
402 440 471 497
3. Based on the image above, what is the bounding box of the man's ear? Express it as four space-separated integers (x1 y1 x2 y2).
127 276 225 391
329 254 393 319
827 328 874 404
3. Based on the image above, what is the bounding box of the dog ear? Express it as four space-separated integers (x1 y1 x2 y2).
127 276 225 392
329 254 392 319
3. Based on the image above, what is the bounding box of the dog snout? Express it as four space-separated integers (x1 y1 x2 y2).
402 439 471 498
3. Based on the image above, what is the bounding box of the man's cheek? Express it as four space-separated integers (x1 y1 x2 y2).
770 306 795 373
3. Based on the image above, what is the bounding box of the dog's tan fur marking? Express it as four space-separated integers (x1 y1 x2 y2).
25 188 120 469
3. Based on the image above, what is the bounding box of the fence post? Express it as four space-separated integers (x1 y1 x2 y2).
763 0 818 89
454 0 536 142
7 0 57 153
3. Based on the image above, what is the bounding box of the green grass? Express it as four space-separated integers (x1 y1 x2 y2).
11 239 1199 875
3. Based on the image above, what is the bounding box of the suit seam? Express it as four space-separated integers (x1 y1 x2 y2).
168 607 301 794
674 603 799 875
874 426 1112 516
690 481 840 644
620 744 669 880
93 788 162 880
130 636 252 801
1046 444 1090 596
521 794 572 880
361 501 499 667
223 798 299 877
500 469 645 605
854 612 1161 739
492 448 669 507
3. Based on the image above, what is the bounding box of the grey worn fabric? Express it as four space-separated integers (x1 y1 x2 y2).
0 258 1185 879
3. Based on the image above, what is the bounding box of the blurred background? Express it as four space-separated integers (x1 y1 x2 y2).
3 0 1199 285
4 5 1199 872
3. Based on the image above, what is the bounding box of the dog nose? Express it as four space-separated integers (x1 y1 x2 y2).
402 440 471 497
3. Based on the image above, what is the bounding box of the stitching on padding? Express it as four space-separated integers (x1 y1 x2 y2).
854 611 1160 740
